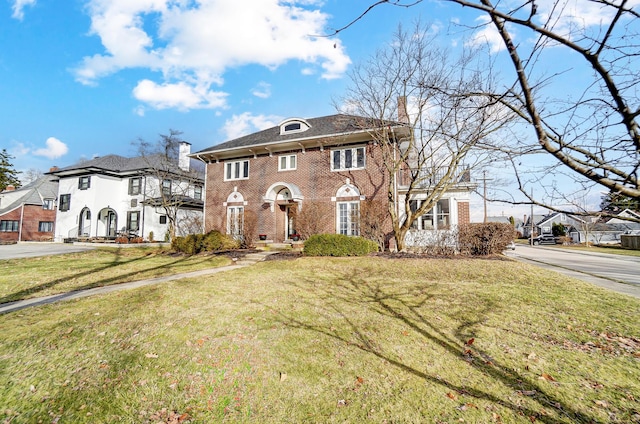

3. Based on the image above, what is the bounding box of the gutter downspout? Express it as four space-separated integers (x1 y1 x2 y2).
142 174 147 239
195 154 208 234
18 202 25 242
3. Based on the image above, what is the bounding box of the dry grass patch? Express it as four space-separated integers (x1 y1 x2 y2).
1 256 639 423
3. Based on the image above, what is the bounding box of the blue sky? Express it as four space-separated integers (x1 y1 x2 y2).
1 0 621 220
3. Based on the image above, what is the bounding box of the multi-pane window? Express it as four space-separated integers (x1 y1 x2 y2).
278 155 297 171
129 177 142 195
59 194 71 211
193 185 203 200
162 179 172 196
225 160 249 181
78 176 91 190
227 206 244 239
337 202 360 236
127 211 140 232
408 199 449 230
38 221 53 232
0 220 19 232
332 147 365 171
42 199 54 210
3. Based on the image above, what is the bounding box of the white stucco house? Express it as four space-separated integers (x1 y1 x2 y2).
47 142 204 242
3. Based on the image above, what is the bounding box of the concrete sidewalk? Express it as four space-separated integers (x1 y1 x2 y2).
0 251 275 315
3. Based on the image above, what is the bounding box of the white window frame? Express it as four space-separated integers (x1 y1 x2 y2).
337 201 360 236
278 154 297 171
331 146 366 171
224 160 250 181
227 206 244 239
42 199 54 210
193 185 203 200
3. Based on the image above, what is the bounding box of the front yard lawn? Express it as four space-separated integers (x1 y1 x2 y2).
0 247 231 304
1 255 639 423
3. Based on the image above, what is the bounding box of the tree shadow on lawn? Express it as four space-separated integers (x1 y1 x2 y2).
267 273 600 424
0 250 210 305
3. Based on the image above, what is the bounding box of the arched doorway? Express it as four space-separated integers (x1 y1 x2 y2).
263 182 303 242
78 207 91 237
97 208 118 238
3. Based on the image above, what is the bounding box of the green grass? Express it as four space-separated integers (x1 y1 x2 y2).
0 247 231 303
1 255 639 423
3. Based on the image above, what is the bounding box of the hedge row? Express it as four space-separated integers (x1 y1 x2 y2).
458 223 516 256
303 234 379 256
171 230 239 255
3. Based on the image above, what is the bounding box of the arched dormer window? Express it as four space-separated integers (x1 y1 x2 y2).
279 118 310 135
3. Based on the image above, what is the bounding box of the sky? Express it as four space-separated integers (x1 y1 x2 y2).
0 0 623 222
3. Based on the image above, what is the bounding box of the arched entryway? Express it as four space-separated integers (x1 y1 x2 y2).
97 208 118 238
78 207 91 237
263 182 303 242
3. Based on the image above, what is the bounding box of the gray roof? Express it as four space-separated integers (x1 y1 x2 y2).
0 175 58 214
195 114 405 155
48 154 204 178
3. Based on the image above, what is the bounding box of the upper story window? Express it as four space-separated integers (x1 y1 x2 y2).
225 160 249 181
279 118 310 135
162 179 172 196
59 194 71 212
278 154 297 171
194 185 203 200
42 199 54 210
129 177 142 195
332 146 365 171
78 176 91 190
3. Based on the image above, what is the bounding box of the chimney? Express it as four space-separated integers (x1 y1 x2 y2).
397 96 409 124
5 184 16 191
178 141 191 172
49 166 59 172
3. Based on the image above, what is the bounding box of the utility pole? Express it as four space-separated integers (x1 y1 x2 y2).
479 170 493 223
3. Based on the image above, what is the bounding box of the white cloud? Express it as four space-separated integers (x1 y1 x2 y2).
133 79 228 110
74 0 351 111
33 137 69 160
467 15 509 53
222 112 282 140
251 82 272 99
11 0 36 20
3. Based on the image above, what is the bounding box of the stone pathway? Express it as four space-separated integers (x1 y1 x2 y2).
0 251 276 315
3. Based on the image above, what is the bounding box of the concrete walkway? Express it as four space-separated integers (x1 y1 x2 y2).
0 251 275 315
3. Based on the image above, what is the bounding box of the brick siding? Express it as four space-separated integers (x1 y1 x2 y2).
0 205 56 242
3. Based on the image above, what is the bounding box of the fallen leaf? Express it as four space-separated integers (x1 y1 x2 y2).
145 353 159 359
279 372 287 382
518 390 537 396
446 392 458 400
540 373 556 382
65 327 74 335
337 399 348 407
466 338 475 346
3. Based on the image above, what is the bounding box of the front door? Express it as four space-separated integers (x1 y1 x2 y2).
285 204 296 240
107 211 117 237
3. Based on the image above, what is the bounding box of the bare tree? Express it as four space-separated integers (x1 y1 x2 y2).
135 129 204 241
334 0 640 221
340 21 511 251
22 168 43 184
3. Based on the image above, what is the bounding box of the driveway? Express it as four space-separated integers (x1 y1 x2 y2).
506 244 640 298
0 242 96 260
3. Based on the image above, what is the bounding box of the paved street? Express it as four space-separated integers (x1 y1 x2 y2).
506 244 640 298
0 242 96 260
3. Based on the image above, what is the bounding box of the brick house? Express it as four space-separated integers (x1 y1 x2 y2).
0 176 58 243
194 114 475 248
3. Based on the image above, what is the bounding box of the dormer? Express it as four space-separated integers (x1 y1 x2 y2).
279 118 311 135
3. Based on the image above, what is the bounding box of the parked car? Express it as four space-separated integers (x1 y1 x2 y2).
505 241 516 250
532 234 557 245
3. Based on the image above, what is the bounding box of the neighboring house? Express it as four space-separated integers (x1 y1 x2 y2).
47 142 204 242
192 114 475 247
522 213 582 238
0 176 58 243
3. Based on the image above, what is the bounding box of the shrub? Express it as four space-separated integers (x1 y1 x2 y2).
458 223 516 256
171 230 239 255
303 234 379 257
